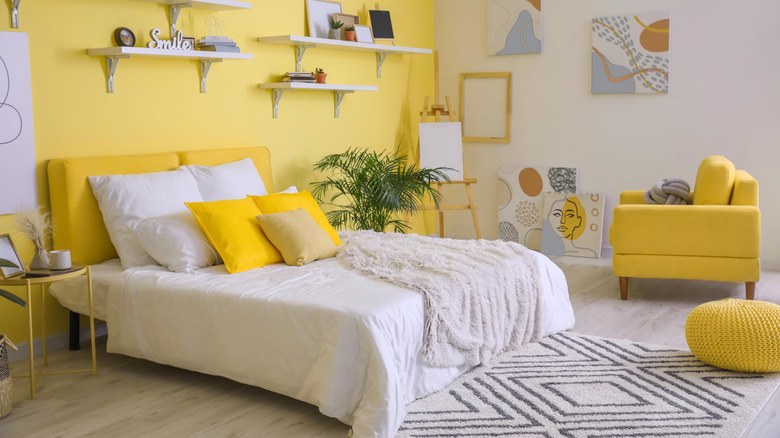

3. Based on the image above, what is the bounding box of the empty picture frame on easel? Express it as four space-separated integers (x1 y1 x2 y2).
306 0 343 39
459 72 512 143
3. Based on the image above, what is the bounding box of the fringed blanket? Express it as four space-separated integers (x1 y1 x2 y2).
338 231 543 367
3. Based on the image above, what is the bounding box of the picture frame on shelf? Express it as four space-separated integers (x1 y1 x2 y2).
182 36 196 50
333 13 359 29
354 25 373 43
0 234 24 279
368 9 394 42
306 0 343 39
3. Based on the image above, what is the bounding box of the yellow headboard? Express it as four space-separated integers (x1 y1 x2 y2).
47 146 273 266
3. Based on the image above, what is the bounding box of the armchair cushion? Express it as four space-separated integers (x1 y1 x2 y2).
693 156 735 205
610 204 760 258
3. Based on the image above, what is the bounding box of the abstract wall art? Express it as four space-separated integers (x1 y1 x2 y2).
0 31 37 215
487 0 542 55
497 165 578 250
540 193 605 259
592 13 670 94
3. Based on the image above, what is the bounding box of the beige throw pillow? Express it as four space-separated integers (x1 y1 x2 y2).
256 208 338 266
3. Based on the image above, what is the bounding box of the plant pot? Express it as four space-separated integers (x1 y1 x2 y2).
315 73 327 84
328 29 342 40
345 31 356 42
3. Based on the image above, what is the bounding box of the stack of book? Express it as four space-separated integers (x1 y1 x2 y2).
196 36 240 53
281 72 316 83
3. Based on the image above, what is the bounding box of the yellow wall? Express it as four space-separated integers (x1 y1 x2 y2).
0 0 434 343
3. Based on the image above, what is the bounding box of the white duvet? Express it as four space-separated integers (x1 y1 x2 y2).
58 250 573 438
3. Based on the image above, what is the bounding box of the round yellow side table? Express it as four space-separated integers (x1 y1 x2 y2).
0 266 97 398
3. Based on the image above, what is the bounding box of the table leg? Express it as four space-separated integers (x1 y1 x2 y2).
26 280 34 399
88 266 97 375
41 284 47 368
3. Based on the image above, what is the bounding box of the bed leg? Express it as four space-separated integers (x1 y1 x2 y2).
619 277 628 300
69 310 80 351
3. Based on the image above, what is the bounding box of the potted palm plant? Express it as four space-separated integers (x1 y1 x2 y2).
312 147 451 233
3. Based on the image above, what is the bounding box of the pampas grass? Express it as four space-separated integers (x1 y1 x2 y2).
14 207 52 251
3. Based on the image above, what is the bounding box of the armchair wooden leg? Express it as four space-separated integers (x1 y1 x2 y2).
746 282 756 300
619 277 628 300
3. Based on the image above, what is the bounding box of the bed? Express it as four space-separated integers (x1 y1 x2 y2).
46 146 575 438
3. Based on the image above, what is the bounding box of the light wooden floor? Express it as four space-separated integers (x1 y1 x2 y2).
1 255 778 437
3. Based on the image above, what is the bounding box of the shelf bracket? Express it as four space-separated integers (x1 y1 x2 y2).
293 43 316 72
376 52 390 78
105 55 129 93
271 89 286 119
334 90 354 118
169 2 193 36
199 58 222 93
10 0 21 29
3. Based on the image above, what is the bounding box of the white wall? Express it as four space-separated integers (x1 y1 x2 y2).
434 0 780 270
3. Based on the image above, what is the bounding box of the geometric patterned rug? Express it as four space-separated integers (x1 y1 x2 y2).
397 331 780 437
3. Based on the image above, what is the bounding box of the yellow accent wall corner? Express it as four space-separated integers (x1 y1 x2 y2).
0 0 435 344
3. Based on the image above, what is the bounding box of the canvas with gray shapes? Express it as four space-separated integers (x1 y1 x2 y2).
497 165 577 250
487 0 543 55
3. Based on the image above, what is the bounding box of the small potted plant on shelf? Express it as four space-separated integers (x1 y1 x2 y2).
344 26 356 42
328 18 344 40
314 68 326 84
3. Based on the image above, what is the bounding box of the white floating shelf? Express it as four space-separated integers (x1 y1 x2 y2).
258 35 432 77
258 82 378 118
129 0 251 36
131 0 251 10
88 47 253 93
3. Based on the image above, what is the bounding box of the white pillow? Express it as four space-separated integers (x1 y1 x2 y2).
179 158 267 201
88 169 204 269
277 186 298 194
131 211 222 273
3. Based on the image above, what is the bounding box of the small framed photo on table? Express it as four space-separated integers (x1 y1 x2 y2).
354 25 374 43
0 234 25 279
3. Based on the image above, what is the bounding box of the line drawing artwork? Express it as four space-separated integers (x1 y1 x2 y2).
592 13 670 94
0 31 38 215
540 193 605 259
487 0 542 55
0 56 23 144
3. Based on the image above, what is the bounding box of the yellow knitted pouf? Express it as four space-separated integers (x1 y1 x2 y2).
686 298 780 373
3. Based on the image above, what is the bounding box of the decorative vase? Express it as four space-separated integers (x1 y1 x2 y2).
329 29 342 40
345 30 356 42
29 247 49 270
315 73 327 84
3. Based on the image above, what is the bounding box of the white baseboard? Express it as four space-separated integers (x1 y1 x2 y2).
6 322 107 362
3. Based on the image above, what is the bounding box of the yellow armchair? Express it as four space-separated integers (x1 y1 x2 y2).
610 156 760 300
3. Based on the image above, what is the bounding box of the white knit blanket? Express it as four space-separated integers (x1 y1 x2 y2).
337 230 543 367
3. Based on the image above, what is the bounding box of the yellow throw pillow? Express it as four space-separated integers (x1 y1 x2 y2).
250 191 342 245
693 155 736 205
257 208 338 266
186 198 282 273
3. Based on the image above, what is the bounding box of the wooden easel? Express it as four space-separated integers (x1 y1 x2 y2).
419 52 481 239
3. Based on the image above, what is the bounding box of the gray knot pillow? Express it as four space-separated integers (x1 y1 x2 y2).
644 178 692 205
